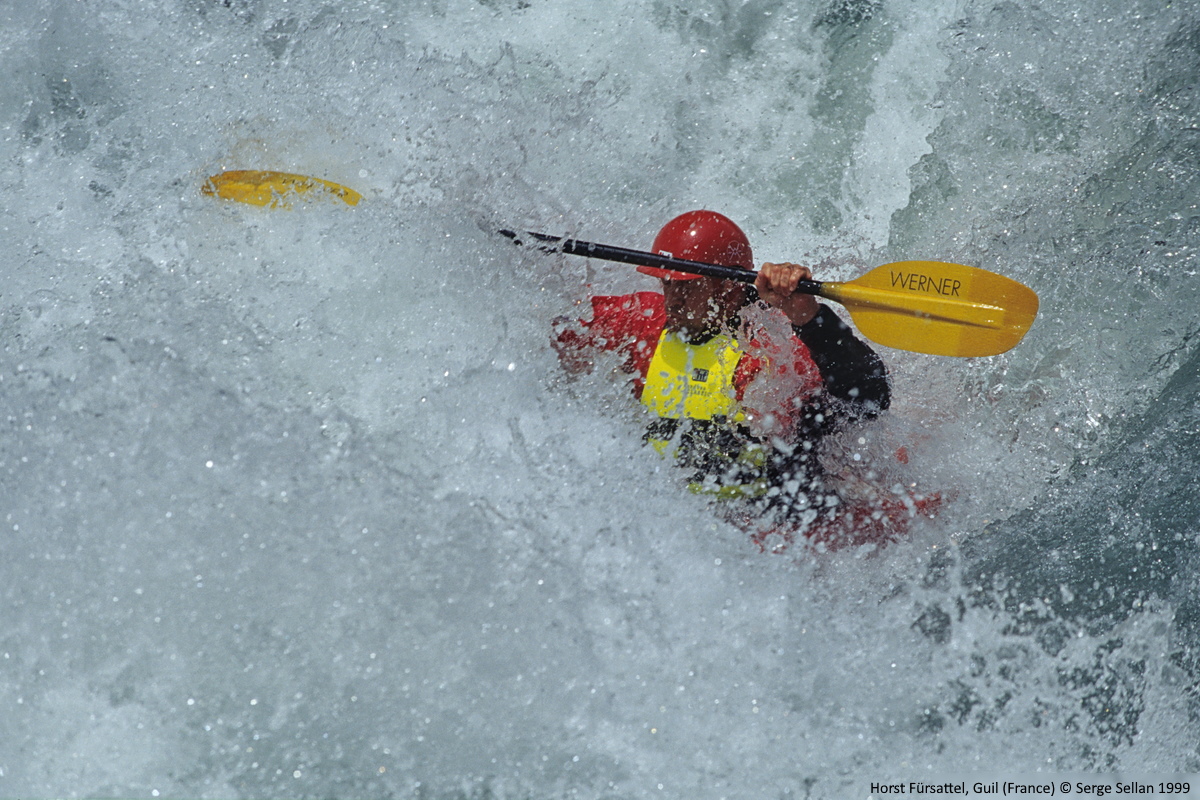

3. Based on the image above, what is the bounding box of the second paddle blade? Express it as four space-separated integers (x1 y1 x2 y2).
202 170 362 208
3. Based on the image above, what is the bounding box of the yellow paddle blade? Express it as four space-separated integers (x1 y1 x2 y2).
819 261 1039 357
201 170 362 208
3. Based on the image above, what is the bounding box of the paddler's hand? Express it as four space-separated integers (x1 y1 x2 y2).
755 262 819 327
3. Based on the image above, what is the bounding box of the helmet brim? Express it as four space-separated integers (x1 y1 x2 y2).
636 264 703 281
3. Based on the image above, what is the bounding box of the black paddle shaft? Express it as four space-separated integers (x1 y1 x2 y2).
499 229 824 296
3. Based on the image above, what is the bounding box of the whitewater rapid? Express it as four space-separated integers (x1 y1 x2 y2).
2 0 1199 797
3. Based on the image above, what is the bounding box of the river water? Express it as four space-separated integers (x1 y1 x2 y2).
2 0 1199 796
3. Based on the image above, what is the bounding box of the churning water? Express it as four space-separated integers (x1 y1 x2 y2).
2 0 1199 796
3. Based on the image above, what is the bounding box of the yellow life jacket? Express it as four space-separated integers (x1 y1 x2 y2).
640 330 768 499
641 330 745 422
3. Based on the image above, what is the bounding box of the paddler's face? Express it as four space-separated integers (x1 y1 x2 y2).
661 276 746 338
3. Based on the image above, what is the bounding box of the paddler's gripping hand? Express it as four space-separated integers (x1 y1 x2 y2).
755 262 819 327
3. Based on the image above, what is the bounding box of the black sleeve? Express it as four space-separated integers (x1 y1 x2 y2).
794 304 890 421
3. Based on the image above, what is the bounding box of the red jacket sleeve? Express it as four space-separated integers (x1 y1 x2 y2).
732 327 824 433
552 293 666 389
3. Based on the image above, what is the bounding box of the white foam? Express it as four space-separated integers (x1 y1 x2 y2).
3 0 1199 795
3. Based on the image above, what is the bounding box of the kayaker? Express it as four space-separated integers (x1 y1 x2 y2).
552 210 890 530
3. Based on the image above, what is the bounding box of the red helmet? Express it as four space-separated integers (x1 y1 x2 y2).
638 210 754 281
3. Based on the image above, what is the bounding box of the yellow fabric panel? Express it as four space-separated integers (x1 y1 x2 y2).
640 331 745 422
